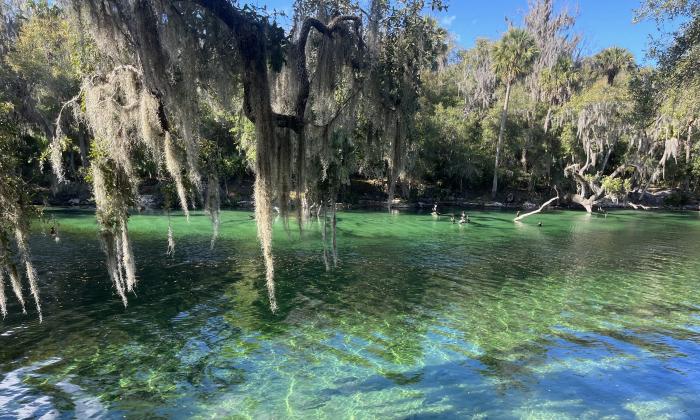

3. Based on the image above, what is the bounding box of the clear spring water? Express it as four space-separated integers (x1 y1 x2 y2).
1 209 700 419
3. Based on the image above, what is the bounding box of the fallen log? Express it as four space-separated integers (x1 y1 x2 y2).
514 196 559 222
628 202 650 210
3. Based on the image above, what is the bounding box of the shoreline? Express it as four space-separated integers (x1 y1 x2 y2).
40 199 700 213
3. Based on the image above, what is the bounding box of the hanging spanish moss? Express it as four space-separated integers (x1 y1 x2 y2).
91 163 134 306
166 213 175 257
0 236 41 320
51 63 201 306
205 174 221 250
163 132 190 221
459 39 498 114
0 243 27 317
2 255 25 314
331 201 338 268
524 0 577 103
14 227 42 321
0 158 41 318
316 197 339 271
0 269 6 318
255 176 278 313
50 0 441 311
320 203 330 272
648 116 682 181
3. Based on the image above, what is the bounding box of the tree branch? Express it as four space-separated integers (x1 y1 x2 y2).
514 194 559 222
193 1 363 134
294 14 362 126
628 202 650 210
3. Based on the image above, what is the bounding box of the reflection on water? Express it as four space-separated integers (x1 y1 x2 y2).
1 209 700 418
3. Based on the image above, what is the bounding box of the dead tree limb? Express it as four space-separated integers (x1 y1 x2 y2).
514 195 559 222
628 202 650 210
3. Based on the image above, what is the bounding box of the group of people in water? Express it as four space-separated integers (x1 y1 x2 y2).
432 204 470 225
432 204 544 227
451 212 470 225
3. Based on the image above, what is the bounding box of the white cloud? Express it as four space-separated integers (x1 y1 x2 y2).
440 15 457 27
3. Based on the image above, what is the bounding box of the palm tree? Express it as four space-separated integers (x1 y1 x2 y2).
594 47 635 85
491 28 538 199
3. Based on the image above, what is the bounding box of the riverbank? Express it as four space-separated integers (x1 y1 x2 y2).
38 179 700 212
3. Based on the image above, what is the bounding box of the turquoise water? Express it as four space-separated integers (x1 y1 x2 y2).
1 209 700 418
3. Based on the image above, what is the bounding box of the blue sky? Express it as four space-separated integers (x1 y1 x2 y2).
244 0 680 66
431 0 675 65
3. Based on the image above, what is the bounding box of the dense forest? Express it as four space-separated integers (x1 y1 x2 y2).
1 0 699 316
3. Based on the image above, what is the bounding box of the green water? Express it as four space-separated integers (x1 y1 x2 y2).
1 209 700 419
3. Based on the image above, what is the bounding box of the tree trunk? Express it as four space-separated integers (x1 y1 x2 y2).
78 133 89 167
686 123 693 164
571 194 594 213
600 147 613 175
68 150 76 175
543 106 552 134
686 123 693 191
607 71 615 86
492 81 512 199
387 176 396 210
387 116 402 210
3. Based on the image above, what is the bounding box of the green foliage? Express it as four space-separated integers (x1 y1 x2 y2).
637 0 700 21
6 1 94 119
540 56 580 106
629 67 659 128
199 105 253 182
664 189 691 206
560 124 577 158
601 176 625 196
414 102 487 190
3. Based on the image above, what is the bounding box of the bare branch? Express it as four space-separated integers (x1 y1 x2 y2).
514 194 560 222
628 202 651 210
294 14 362 124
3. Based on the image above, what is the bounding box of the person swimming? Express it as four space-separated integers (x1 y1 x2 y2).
597 205 608 218
49 222 60 242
